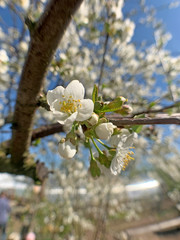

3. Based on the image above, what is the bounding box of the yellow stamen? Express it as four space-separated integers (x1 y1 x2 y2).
122 148 135 171
59 96 82 114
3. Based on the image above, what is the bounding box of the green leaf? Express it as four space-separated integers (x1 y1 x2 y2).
94 101 104 113
164 108 173 115
132 125 143 133
102 83 107 89
148 101 156 108
90 160 101 178
32 138 41 146
104 22 110 33
92 84 98 103
101 96 126 113
134 114 145 119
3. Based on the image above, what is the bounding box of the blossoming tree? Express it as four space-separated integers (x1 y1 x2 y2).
0 0 180 191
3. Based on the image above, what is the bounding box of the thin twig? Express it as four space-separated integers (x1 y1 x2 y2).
109 116 180 126
97 33 109 88
131 101 180 117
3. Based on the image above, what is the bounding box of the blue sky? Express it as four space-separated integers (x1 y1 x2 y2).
125 0 180 55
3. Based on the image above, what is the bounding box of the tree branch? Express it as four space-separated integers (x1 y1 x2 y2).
31 123 63 141
131 101 180 117
1 114 179 177
11 0 83 166
97 33 109 88
30 115 180 141
109 116 180 126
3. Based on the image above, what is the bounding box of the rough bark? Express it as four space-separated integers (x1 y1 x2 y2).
11 0 83 166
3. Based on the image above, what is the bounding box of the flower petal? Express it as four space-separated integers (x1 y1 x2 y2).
58 140 76 159
76 99 94 121
54 112 69 124
47 86 65 107
64 111 78 126
65 80 85 100
110 159 121 175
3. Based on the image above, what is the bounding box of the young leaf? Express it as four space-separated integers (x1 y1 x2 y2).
101 96 126 113
92 84 98 103
90 159 101 177
132 125 143 133
32 138 41 146
94 101 104 113
148 101 156 108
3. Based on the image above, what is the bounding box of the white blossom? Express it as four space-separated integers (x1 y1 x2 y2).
111 0 124 19
110 130 137 175
109 129 137 147
47 80 94 127
0 49 9 74
19 0 30 10
95 123 116 140
0 0 6 8
122 19 135 43
58 139 76 159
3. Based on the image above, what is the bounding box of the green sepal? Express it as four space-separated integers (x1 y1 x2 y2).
98 117 108 124
98 153 111 168
92 84 98 103
112 128 122 135
115 104 132 116
90 159 101 178
109 149 116 158
84 128 95 138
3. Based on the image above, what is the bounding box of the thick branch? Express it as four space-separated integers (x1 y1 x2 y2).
11 0 83 166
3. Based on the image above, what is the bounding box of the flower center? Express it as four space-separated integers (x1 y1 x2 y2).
122 150 134 171
59 96 82 114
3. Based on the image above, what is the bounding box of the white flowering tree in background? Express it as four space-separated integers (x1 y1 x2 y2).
0 0 180 237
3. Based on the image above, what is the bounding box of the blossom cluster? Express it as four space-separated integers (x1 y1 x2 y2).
47 80 137 177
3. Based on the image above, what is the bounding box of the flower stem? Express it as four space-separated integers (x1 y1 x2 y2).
87 138 95 161
91 138 103 155
96 138 112 150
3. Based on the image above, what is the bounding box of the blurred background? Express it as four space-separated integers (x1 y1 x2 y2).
0 0 180 239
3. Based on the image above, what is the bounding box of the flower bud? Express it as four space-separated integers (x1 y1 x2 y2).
115 104 133 115
95 123 116 140
58 139 76 159
87 112 99 126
